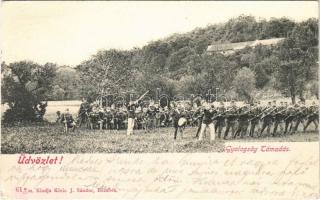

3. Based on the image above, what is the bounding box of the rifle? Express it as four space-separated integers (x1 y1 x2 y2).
134 90 149 104
284 106 308 121
76 108 91 121
248 107 273 121
260 107 278 120
306 110 319 119
274 107 288 115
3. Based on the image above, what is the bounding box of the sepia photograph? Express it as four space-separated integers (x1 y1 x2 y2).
1 1 318 154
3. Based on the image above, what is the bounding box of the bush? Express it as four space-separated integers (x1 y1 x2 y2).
2 61 56 124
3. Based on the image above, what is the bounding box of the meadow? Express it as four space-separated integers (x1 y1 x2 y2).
1 124 318 154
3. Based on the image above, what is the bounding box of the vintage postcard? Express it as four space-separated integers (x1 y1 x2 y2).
0 1 319 199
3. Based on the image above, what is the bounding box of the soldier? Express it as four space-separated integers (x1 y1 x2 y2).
134 106 143 130
233 105 250 139
248 101 262 137
272 102 286 136
34 109 42 122
163 106 171 127
171 104 184 140
127 101 137 135
118 106 127 130
147 103 157 131
142 107 150 132
292 101 308 133
190 104 199 127
193 105 204 139
215 101 226 139
61 108 76 133
259 102 274 137
155 104 162 128
104 107 114 130
98 106 105 130
88 103 101 130
303 101 319 132
77 97 91 127
177 104 189 137
223 100 238 139
110 107 118 130
284 104 296 135
157 107 168 127
56 111 62 123
198 103 216 141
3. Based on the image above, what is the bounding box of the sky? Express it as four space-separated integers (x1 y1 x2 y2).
1 1 318 66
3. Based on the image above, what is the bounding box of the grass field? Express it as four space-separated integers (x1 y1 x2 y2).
1 124 318 154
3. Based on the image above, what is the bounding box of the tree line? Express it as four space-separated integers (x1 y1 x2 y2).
1 15 318 123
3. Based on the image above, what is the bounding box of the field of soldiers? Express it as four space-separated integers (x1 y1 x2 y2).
1 98 318 154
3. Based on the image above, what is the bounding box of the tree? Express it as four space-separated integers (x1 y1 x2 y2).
276 23 318 103
232 67 256 103
51 67 80 100
1 61 56 123
291 18 318 51
51 85 65 100
252 55 281 88
309 80 319 99
223 15 260 42
76 49 133 101
277 61 304 104
261 17 295 38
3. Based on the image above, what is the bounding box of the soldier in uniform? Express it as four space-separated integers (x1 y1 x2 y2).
61 108 76 133
223 101 238 139
127 101 137 135
134 106 143 130
198 103 216 141
284 104 296 135
193 104 204 139
88 103 101 130
56 111 62 123
233 105 250 139
215 101 226 139
171 104 184 140
112 107 119 130
163 106 171 127
142 107 150 132
111 108 118 130
272 102 286 136
303 101 319 132
147 103 157 131
304 101 319 132
77 98 91 127
98 106 106 130
157 107 168 127
118 106 128 130
155 104 162 128
259 102 274 137
248 101 262 137
104 107 114 130
292 101 308 133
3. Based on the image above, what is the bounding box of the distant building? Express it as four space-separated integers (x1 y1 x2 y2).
207 38 285 55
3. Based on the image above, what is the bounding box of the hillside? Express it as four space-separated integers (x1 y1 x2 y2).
75 15 318 103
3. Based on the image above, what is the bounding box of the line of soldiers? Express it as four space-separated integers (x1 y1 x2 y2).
76 99 172 131
191 100 319 140
71 98 318 139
